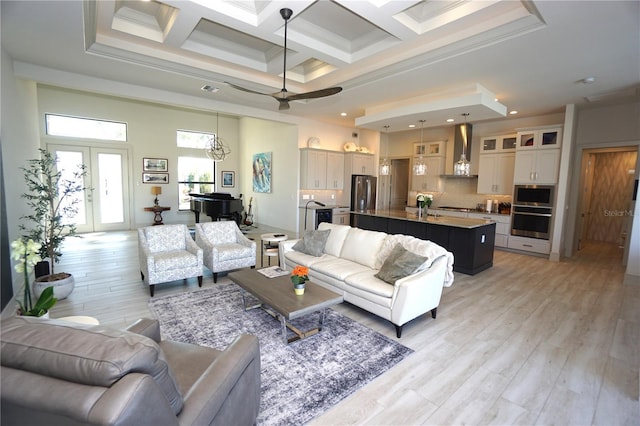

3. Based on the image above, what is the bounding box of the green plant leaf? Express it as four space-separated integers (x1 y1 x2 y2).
30 286 57 315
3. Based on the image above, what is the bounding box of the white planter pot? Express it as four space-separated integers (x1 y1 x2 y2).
34 273 75 300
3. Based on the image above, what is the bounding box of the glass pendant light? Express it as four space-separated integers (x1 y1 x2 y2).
379 125 390 176
413 120 426 176
454 113 471 176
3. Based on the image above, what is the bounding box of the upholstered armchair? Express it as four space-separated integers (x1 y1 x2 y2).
138 224 203 296
1 316 261 426
195 221 256 282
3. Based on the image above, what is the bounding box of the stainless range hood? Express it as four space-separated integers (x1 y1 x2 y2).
441 123 476 177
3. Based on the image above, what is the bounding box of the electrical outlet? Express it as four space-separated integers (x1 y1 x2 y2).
331 194 335 199
302 194 310 200
311 194 315 199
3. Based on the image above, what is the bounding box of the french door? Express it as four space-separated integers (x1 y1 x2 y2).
47 144 131 232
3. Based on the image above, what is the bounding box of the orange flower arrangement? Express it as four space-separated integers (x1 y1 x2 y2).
291 265 309 285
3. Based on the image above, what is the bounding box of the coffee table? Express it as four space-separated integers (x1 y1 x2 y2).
228 269 343 344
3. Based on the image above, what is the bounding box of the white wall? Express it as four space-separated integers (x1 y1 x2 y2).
1 47 42 297
36 85 241 228
239 117 298 232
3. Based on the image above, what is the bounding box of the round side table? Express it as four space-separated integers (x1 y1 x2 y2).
260 233 288 267
57 315 100 325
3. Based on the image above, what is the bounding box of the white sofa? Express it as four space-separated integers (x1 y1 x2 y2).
279 222 454 337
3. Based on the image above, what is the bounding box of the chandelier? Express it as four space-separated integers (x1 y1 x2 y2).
205 113 231 162
379 125 390 176
413 120 426 176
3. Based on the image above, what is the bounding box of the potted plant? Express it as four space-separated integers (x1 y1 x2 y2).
10 238 57 317
290 265 309 295
19 148 88 299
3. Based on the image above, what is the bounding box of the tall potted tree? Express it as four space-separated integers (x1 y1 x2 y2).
19 148 88 299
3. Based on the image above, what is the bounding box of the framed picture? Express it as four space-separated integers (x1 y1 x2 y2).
221 171 235 188
252 152 271 193
142 172 169 184
143 158 168 172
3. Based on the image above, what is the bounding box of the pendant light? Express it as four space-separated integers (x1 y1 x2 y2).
205 112 231 162
413 120 426 176
379 125 391 176
454 113 471 176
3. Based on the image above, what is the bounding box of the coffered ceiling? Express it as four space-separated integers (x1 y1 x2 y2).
2 1 639 131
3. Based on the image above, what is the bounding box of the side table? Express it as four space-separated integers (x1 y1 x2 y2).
260 233 288 267
144 206 170 225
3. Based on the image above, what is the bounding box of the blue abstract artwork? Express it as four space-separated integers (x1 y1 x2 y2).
252 152 271 193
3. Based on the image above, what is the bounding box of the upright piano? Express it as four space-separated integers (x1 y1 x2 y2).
189 193 244 224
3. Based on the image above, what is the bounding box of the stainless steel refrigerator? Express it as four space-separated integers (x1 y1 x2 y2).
351 175 377 211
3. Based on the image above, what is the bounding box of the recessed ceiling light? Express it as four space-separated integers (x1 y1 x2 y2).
201 84 219 93
340 112 347 116
446 118 455 122
408 124 415 128
509 110 518 115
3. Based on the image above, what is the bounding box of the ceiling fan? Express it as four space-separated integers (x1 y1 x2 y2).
226 8 342 111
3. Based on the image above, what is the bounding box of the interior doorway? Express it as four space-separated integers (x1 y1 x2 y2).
576 146 638 264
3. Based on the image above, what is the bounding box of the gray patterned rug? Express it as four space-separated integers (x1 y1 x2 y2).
148 282 413 425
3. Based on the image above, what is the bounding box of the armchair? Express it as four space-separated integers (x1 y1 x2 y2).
138 224 203 296
195 221 256 283
1 316 261 426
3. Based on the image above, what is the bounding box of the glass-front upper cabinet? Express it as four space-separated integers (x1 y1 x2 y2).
480 134 517 153
516 127 562 150
414 141 445 156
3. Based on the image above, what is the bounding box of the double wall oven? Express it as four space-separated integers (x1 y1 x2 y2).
511 185 554 240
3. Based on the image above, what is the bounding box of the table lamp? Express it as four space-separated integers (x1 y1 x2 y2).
151 186 162 206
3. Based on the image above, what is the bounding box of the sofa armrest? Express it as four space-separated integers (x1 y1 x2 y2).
185 236 203 264
178 334 261 426
126 318 161 343
389 256 448 326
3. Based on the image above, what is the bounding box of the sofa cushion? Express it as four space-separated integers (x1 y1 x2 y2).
344 270 395 299
0 316 184 415
154 250 199 271
310 257 372 281
339 228 387 269
317 222 351 257
284 250 329 267
293 229 330 257
375 244 428 284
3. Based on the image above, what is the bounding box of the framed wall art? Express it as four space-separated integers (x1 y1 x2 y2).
142 172 169 184
221 171 235 188
143 158 168 172
252 152 271 193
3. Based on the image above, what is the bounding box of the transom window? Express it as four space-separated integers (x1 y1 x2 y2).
45 113 127 141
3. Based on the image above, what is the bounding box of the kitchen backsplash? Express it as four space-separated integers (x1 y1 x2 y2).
298 190 344 207
409 178 512 210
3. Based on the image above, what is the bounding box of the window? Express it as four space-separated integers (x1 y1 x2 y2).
177 130 216 210
45 114 127 141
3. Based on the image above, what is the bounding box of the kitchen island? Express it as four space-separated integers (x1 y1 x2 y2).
351 209 495 275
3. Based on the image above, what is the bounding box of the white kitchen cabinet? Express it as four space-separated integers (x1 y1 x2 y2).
345 152 375 175
414 140 445 156
480 134 517 153
411 156 444 192
300 149 327 189
326 151 344 189
516 127 562 150
507 235 550 254
477 153 515 195
332 207 350 225
513 148 560 184
301 149 345 190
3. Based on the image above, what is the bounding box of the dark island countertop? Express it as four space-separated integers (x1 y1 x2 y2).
351 209 493 229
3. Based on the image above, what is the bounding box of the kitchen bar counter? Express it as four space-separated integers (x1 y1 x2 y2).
351 209 496 275
352 209 492 228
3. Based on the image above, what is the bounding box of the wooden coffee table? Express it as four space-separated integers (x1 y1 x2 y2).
228 269 343 344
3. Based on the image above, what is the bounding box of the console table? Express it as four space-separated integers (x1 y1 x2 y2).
144 206 170 225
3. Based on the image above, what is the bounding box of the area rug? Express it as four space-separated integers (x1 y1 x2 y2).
148 282 413 425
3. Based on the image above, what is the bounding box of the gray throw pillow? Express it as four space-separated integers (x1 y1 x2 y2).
292 229 330 257
375 243 427 284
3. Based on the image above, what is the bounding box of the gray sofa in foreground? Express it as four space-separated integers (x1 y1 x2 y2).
1 316 261 426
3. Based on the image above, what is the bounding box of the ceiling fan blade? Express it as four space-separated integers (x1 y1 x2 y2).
286 87 343 101
225 82 272 96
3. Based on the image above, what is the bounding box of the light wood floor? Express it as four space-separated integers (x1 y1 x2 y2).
47 229 639 425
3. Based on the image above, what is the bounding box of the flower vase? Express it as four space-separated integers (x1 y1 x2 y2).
291 276 307 295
